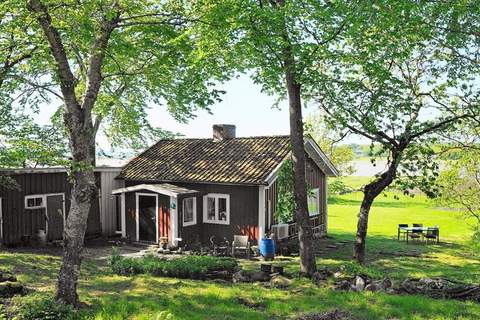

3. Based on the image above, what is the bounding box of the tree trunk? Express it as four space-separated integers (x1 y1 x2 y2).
353 152 401 264
285 68 317 276
56 110 97 306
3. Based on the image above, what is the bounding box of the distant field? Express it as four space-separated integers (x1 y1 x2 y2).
328 176 474 242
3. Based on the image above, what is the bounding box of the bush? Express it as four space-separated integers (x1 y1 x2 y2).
110 252 238 279
329 179 354 195
13 294 75 320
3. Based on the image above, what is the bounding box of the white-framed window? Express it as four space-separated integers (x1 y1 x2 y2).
203 193 230 225
25 195 45 209
308 188 320 216
183 197 197 227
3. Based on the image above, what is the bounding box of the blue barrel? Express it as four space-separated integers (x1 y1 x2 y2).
259 238 275 260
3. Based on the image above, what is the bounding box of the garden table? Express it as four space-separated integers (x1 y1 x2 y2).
398 226 439 243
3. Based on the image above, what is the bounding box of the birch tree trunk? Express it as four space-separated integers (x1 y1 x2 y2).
28 0 118 305
56 111 97 305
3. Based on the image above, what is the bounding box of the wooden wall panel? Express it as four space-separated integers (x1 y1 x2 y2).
0 172 102 246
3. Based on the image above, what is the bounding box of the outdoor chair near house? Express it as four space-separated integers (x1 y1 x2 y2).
209 236 230 256
409 223 424 242
398 224 409 241
232 235 251 259
424 227 440 244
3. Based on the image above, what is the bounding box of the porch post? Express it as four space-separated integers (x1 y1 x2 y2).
170 196 178 246
121 193 126 238
258 186 266 240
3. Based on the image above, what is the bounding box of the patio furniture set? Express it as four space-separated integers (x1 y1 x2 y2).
210 235 251 258
397 224 440 244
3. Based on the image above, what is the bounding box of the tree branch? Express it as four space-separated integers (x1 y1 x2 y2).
82 4 120 112
27 0 79 110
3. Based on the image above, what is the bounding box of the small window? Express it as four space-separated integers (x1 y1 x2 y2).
183 197 197 227
203 194 230 225
25 195 45 209
308 188 320 216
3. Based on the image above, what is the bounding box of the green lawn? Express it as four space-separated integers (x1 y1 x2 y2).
1 178 480 319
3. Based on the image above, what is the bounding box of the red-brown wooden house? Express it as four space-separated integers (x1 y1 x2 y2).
113 125 338 247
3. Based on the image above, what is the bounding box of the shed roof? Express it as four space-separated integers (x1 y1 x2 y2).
112 183 199 197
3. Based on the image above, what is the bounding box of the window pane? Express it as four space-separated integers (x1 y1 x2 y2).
183 198 194 223
207 197 215 220
308 189 319 216
218 198 227 221
27 197 43 208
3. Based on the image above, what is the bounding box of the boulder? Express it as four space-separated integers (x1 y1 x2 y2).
333 280 351 291
250 271 271 282
353 276 366 292
270 275 292 289
232 271 251 283
365 278 392 292
364 283 381 292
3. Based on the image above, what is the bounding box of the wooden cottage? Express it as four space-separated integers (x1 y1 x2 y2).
113 125 338 247
0 167 123 246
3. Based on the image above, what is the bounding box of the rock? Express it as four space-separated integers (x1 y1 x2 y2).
312 270 332 285
353 276 366 291
237 297 266 310
364 283 381 292
381 278 392 290
333 280 351 291
250 271 271 282
232 271 250 283
333 271 344 279
270 275 292 289
364 278 391 292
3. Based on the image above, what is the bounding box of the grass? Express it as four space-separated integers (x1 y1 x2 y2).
1 177 480 319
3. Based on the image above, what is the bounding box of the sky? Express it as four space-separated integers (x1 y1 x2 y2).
36 74 325 147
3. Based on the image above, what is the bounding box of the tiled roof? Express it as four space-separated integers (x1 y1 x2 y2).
118 136 291 185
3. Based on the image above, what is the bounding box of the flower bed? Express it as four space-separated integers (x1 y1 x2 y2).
109 251 238 280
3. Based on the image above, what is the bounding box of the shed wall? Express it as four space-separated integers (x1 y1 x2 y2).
99 170 123 236
0 172 102 246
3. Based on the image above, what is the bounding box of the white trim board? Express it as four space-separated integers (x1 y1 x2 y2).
120 193 126 238
113 183 198 197
258 186 266 239
135 192 158 243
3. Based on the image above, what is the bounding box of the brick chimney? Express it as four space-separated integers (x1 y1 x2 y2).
213 124 236 141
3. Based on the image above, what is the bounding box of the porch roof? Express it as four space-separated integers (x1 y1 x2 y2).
111 183 199 197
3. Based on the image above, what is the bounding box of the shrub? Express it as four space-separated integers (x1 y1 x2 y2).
13 294 75 320
329 179 354 195
110 252 238 279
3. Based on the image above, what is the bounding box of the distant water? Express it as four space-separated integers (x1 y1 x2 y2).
350 158 446 177
351 159 387 177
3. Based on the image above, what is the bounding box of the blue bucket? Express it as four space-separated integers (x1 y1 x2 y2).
259 238 275 260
